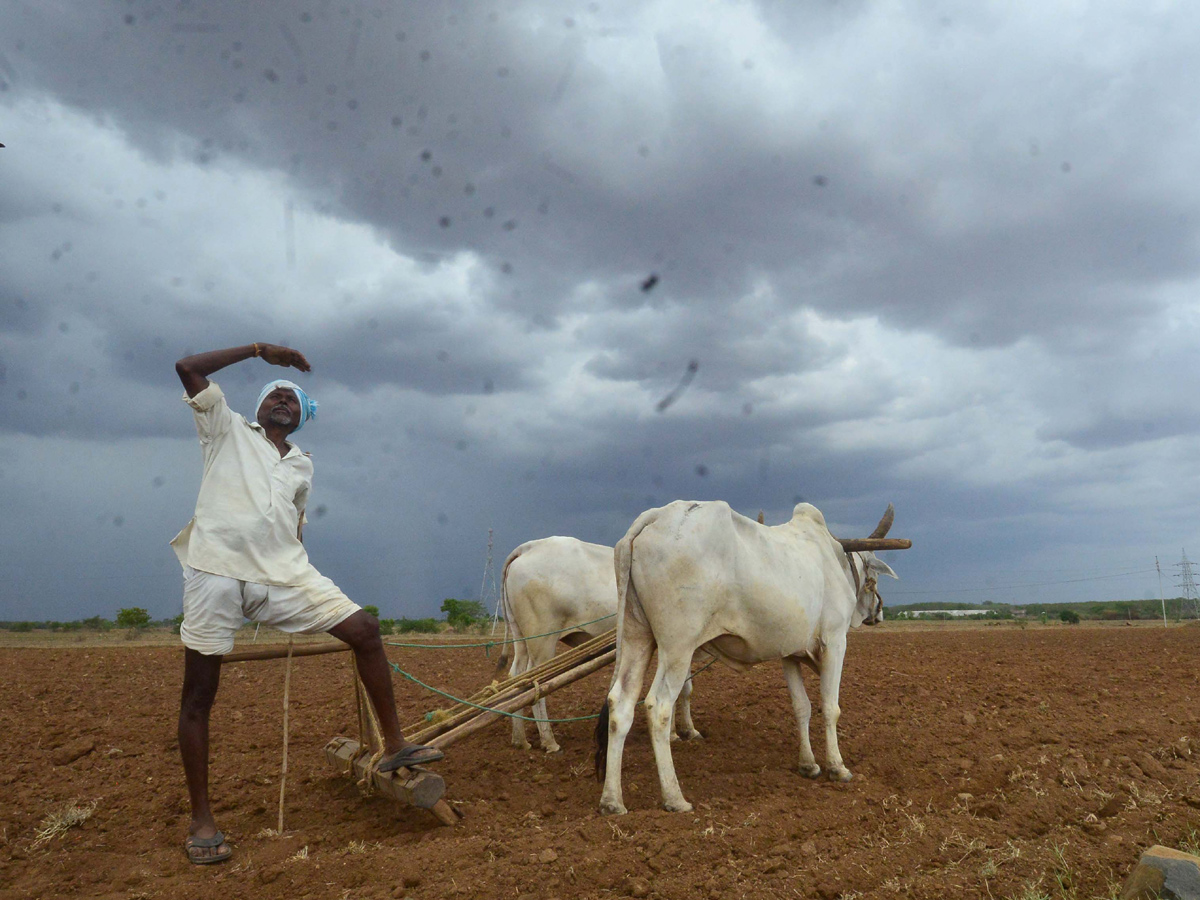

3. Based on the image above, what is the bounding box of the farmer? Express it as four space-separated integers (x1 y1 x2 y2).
171 342 443 865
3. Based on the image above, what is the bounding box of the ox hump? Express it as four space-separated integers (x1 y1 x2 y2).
790 503 826 527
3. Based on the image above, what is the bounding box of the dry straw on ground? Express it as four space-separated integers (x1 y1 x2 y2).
31 800 97 850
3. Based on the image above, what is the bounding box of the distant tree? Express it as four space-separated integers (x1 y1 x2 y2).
378 618 395 635
441 599 487 630
362 605 381 619
82 615 113 632
116 607 151 630
1059 609 1080 625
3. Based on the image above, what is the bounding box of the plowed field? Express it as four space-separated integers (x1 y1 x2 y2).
2 622 1199 899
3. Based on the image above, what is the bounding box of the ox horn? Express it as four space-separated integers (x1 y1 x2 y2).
869 504 895 539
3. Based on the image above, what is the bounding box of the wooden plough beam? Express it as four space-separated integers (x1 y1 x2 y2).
401 628 617 748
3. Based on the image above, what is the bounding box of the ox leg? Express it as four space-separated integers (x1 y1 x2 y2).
523 640 562 753
782 657 821 778
599 624 654 816
672 665 703 741
818 636 852 782
645 654 696 812
535 634 587 753
509 642 532 750
532 694 561 754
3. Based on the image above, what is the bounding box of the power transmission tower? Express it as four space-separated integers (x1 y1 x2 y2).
478 528 500 632
1155 557 1168 627
1174 550 1200 620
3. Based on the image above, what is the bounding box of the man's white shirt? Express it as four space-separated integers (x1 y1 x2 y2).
171 381 314 585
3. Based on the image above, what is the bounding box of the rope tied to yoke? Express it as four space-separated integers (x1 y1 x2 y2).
384 613 617 654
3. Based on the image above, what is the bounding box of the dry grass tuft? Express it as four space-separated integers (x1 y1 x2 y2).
31 799 98 849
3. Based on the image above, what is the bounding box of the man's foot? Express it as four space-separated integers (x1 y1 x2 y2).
185 829 232 865
377 744 445 772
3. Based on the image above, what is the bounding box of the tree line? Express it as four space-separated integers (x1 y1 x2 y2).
0 598 494 635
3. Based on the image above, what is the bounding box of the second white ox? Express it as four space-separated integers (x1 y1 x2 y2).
499 536 702 753
596 500 898 815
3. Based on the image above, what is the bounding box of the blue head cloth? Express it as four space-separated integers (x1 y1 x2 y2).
256 379 319 433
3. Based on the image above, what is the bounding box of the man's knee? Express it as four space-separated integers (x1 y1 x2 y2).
335 609 381 647
181 680 219 716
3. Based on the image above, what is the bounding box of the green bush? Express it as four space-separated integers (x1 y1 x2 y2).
1059 609 1081 625
378 618 395 635
441 598 487 630
395 617 442 634
362 605 380 619
82 616 112 632
116 607 152 630
9 621 34 633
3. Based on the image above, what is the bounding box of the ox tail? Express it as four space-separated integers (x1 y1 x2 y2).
494 544 526 673
595 507 661 782
593 699 610 781
612 506 661 638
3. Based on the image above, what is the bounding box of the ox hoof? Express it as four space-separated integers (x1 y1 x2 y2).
681 729 704 741
512 741 532 751
826 767 853 783
542 745 563 755
798 763 822 779
599 800 628 816
663 799 694 813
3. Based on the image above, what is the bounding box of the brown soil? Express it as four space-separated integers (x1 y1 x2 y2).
2 623 1199 900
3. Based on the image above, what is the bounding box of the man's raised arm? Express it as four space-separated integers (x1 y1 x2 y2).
175 344 312 398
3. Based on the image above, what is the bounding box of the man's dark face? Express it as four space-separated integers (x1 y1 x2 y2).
256 388 301 432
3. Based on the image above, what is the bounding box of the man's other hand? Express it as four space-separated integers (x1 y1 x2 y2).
259 345 311 372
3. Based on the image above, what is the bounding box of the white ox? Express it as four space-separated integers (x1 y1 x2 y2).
498 536 702 753
596 501 899 815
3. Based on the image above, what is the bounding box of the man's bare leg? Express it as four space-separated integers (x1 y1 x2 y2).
328 610 443 767
179 649 231 861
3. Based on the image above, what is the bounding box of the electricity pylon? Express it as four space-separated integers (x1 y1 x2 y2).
1174 550 1200 620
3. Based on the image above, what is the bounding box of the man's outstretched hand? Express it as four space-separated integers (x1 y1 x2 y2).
259 344 311 372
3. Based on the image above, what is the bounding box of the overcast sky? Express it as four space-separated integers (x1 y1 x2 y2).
3 1 1199 623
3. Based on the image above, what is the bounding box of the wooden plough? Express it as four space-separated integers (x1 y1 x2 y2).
225 629 618 827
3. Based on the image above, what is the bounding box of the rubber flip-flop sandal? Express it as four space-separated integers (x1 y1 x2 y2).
185 830 232 865
377 745 445 772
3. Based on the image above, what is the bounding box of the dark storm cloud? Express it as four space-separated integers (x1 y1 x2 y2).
8 0 1194 351
3 1 1200 621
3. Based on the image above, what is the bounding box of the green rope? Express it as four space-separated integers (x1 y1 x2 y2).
389 661 601 723
687 655 718 681
384 613 616 656
388 652 718 724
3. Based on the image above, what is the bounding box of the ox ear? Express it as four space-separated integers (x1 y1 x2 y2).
867 557 899 580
